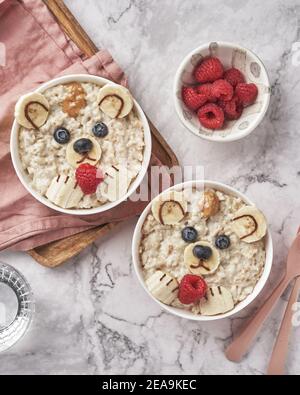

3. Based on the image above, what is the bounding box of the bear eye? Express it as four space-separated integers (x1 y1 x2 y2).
92 122 109 138
53 127 70 144
215 235 230 250
181 226 198 242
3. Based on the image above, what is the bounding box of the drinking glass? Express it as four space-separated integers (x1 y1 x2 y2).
0 263 34 352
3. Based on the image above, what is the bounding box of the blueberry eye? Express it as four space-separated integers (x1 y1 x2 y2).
92 122 108 138
181 226 198 242
215 235 230 249
53 127 70 144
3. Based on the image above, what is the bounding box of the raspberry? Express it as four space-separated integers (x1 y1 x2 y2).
235 83 258 106
211 79 233 101
219 95 243 120
75 163 104 195
182 86 207 111
178 274 207 305
196 83 217 102
197 103 225 129
194 57 224 83
224 68 245 88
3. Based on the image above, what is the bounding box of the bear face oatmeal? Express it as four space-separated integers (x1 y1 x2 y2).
15 81 145 209
139 187 267 316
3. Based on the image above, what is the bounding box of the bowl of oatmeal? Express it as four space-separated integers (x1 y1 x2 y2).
11 74 152 215
173 41 270 142
132 180 273 321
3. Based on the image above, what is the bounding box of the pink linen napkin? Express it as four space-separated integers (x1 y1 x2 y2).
0 0 161 252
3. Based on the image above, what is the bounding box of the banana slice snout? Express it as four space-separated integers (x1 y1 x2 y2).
98 84 133 118
97 165 134 202
231 206 267 243
184 241 220 276
152 191 187 225
200 286 234 316
66 136 102 168
145 270 179 305
46 175 84 209
15 92 49 129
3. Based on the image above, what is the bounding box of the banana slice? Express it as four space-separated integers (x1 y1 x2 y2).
46 175 84 208
184 241 220 276
98 84 133 118
151 191 187 225
15 92 49 129
232 206 267 243
66 136 102 168
145 270 179 305
200 286 234 316
97 165 134 202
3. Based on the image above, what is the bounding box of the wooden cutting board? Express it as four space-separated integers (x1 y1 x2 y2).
27 0 179 268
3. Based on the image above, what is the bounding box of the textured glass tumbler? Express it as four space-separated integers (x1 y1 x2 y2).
0 263 34 352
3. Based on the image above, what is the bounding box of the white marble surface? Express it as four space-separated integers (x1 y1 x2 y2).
1 0 300 375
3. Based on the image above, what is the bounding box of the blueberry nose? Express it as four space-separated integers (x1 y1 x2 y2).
73 138 93 155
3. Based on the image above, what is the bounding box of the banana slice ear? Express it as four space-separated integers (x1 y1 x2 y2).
98 84 133 118
151 191 187 225
232 206 267 243
15 92 49 129
184 241 220 276
46 175 84 208
66 136 102 168
145 270 179 305
200 286 234 316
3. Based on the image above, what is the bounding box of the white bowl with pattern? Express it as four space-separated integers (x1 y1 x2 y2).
173 42 271 142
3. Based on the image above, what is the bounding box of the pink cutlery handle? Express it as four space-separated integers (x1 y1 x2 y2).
226 274 292 362
267 276 300 375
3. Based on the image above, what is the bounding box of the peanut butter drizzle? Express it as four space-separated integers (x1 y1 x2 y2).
62 82 87 118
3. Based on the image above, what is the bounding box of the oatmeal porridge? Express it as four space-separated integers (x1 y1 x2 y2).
139 187 267 316
15 81 145 209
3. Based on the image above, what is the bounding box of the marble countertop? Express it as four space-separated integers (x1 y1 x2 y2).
1 0 300 375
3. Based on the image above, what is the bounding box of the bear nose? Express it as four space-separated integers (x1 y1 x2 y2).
73 138 93 155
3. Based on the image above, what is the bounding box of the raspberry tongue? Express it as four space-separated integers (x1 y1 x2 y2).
178 274 207 305
75 163 104 195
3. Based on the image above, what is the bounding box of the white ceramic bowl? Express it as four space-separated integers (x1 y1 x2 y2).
132 180 273 321
10 74 152 216
173 41 271 142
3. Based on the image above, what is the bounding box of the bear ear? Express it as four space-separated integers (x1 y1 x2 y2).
14 92 49 129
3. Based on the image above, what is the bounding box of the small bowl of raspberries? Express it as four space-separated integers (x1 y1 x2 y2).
174 41 270 142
